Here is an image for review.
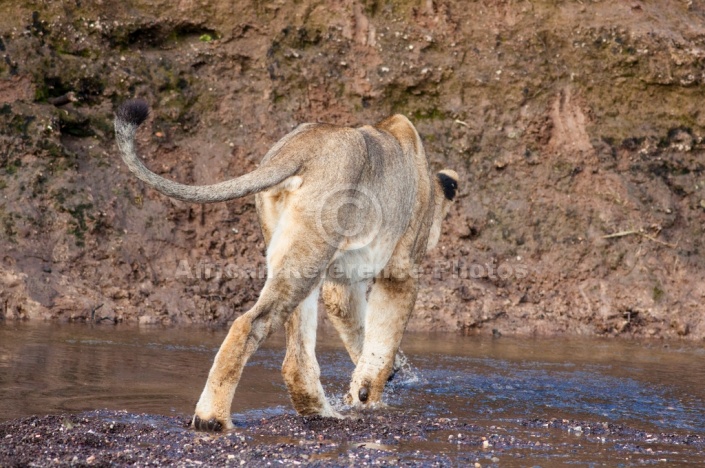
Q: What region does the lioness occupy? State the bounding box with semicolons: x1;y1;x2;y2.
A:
114;100;458;431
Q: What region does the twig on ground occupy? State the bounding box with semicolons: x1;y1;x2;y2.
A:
602;229;677;248
602;230;639;239
640;233;678;248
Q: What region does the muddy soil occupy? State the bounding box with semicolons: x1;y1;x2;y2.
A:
1;410;703;466
0;1;704;340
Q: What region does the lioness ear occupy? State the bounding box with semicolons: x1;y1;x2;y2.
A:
436;170;458;201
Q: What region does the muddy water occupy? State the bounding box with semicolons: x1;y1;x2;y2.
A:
1;322;704;464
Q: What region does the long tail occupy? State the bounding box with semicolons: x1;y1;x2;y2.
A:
114;99;299;203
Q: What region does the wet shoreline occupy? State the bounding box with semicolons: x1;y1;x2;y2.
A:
2;323;704;465
1;410;703;466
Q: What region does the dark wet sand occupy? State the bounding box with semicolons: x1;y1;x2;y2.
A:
1;410;703;466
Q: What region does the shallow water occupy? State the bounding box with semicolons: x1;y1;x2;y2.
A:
1;322;704;464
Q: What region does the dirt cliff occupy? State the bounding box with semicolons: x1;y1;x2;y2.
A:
1;0;704;340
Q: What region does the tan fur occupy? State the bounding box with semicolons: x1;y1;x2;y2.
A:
115;105;458;431
321;281;367;365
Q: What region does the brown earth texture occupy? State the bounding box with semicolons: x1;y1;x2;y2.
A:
0;0;704;340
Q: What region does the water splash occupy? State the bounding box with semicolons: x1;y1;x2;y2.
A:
387;350;426;390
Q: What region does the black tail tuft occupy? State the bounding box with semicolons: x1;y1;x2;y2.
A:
116;99;150;127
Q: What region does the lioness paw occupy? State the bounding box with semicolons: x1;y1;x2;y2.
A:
319;406;345;419
358;385;369;402
191;415;226;432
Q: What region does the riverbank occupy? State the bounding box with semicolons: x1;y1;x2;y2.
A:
1;1;704;339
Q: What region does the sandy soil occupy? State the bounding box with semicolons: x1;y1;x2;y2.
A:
0;0;704;340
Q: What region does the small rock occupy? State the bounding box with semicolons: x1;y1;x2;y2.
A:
673;321;690;336
139;315;157;325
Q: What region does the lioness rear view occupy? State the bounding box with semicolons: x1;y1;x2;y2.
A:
114;99;458;431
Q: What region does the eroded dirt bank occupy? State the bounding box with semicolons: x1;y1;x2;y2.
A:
1;1;704;339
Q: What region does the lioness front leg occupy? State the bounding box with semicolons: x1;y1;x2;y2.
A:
323;280;407;381
322;281;367;364
346;275;417;406
282;288;340;417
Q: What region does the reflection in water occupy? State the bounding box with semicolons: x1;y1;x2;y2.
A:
1;322;704;438
0;323;290;421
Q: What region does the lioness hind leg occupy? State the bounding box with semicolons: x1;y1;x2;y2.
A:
282;287;340;418
191;281;299;431
192;225;333;431
346;276;418;405
321;281;367;365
